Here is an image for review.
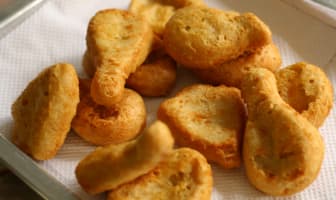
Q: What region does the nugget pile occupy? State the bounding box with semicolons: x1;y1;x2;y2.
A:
10;0;334;199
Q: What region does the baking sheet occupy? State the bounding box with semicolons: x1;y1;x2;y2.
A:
0;0;336;200
0;0;46;39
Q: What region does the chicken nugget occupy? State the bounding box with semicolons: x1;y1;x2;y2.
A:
83;46;177;97
126;50;177;97
71;79;146;145
129;0;205;37
82;50;95;78
107;148;213;200
163;7;272;69
75;121;174;194
241;68;324;196
193;43;281;88
11;63;79;160
276;62;333;127
86;9;153;106
158;84;246;168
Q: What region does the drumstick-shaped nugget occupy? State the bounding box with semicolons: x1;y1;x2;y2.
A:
75;121;174;194
241;68;324;195
86;9;153;106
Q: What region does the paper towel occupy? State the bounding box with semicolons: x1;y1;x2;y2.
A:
0;0;336;199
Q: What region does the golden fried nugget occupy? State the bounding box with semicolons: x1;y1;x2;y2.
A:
158;84;246;168
276;62;333;127
129;0;204;36
86;9;153;106
160;0;205;7
75;121;174;194
83;32;168;77
84;48;177;97
126;51;177;97
163;7;272;69
71;79;146;146
82;50;95;78
11;63;79;160
241;68;324;196
107;148;213;200
193;43;282;87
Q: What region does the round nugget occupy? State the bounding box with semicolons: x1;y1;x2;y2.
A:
107;148;213;200
163;7;272;69
11;63;79;160
193;43;281;88
276;62;333;127
158;84;246;168
126;51;177;97
71;79;146;146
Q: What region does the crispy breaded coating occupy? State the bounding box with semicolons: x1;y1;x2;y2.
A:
241;68;324;196
193;43;281;88
107;148;213;200
82;50;95;78
75;121;174;194
84;47;177;97
126;50;177;96
71;79;146;145
129;0;204;36
86;9;153;106
11;63;79;160
163;7;272;69
276;62;333;127
158;84;246;168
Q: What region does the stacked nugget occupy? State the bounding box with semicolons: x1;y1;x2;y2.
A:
125;0;207;96
74;9;152;146
158;6;277;170
241;68;326;196
163;6;282;88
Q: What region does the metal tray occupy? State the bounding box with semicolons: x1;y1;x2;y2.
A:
0;0;46;38
0;1;336;200
0;135;78;200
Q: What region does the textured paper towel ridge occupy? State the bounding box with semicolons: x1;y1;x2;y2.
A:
0;0;336;200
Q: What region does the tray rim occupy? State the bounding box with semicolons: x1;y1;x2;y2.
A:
0;0;336;199
0;0;47;39
0;134;78;200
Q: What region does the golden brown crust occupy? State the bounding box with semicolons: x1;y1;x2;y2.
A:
71;79;146;146
276;62;333;127
126;51;177;97
157;84;246;168
107;148;213;200
75;121;174;194
193;43;282;88
11;63;79;160
129;0;205;36
163;7;272;69
84;46;177;97
241;68;325;196
86;9;153;106
82;50;95;78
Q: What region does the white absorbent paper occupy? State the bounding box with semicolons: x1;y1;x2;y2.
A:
0;0;336;200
